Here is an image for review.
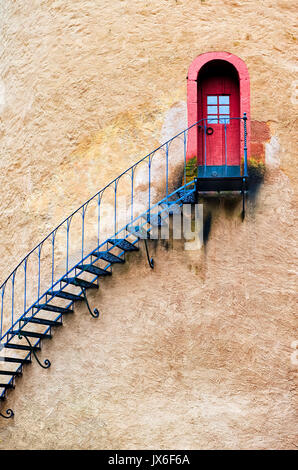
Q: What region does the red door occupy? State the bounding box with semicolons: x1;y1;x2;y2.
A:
198;62;240;175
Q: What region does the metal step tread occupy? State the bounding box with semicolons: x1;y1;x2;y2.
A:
52;290;84;302
63;277;98;289
144;213;168;227
108;238;139;252
77;264;111;276
35;304;73;314
178;189;196;204
92;251;125;264
159;202;183;215
126;224;149;238
24;317;62;327
0;370;22;377
0;357;31;364
3;343;40;352
0;383;14;390
10;330;52;340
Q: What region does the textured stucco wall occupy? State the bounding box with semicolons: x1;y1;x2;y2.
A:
0;0;297;280
0;0;297;449
0;165;297;449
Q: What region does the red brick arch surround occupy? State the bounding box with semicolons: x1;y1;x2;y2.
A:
187;51;250;162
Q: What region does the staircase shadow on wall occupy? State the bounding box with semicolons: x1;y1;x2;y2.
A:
199;171;265;246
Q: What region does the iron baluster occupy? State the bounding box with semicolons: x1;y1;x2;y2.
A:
51;231;56;289
131;167;134;225
97;194;101;248
24;259;27;317
38;244;42;300
243;112;248;177
204;122;207;177
66;218;71;273
148;156;151;223
183;130;187;188
0;285;4;339
81;206;86;260
224;122;228;176
166;142;169;200
114;180;118;238
11;272;16;331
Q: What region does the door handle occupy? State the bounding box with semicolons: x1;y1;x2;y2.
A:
206;127;214;135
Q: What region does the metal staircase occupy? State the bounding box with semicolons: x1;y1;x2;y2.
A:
0;117;248;419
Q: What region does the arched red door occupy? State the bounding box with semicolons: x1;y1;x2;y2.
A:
187;52;250;178
198;60;240;176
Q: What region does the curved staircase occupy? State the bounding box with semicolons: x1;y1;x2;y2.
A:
0;116;248;419
0;122;198;419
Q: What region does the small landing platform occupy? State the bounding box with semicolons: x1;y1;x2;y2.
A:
196;176;248;193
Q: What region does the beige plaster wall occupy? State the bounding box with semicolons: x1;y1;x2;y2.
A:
0;0;297;280
0;165;297;449
0;0;297;449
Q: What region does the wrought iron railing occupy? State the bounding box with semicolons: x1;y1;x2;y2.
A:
0;115;248;344
199;114;248;177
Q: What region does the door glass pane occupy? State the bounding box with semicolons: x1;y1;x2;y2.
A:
207;96;217;104
219;95;229;104
207;105;217;114
219;105;230;114
207;116;218;124
219;115;230;124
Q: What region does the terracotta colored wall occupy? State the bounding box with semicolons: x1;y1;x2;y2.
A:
251;121;271;161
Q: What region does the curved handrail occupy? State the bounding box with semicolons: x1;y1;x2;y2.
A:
0;116;247;341
0;119;198;289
